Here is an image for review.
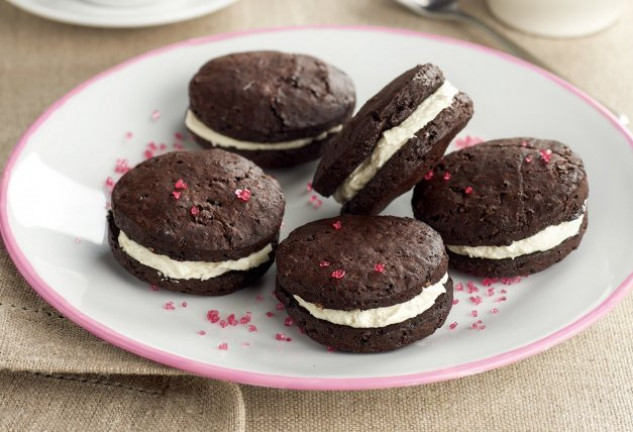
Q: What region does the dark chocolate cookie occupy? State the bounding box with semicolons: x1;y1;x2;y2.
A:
312;63;474;215
412;138;589;277
275;215;453;353
108;149;285;295
186;51;356;168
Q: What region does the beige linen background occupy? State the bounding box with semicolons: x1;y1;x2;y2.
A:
1;0;632;430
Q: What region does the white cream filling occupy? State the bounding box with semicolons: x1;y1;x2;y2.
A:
118;230;273;280
447;210;586;260
333;80;459;203
185;110;343;151
293;273;448;328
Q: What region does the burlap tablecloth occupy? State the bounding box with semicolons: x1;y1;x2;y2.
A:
2;0;632;430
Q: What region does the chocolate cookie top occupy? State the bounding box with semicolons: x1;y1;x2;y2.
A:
111;150;285;262
412;138;588;246
188;51;356;142
276;215;448;310
313;64;446;196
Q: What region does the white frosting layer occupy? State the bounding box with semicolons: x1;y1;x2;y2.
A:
447;210;586;260
293;273;449;328
118;230;273;280
185;110;343;151
333;80;459;203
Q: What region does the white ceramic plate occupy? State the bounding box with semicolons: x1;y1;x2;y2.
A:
2;27;633;390
5;0;237;28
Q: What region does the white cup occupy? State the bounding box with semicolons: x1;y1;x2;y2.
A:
487;0;625;38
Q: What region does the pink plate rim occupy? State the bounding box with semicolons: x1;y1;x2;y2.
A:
1;25;633;391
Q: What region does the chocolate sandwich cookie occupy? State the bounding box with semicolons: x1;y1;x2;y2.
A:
275;215;453;353
108;149;285;295
312;63;474;215
412;138;588;277
186;51;356;169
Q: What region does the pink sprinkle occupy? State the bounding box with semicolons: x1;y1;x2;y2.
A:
171;191;181;200
332;220;342;230
482;278;498;287
174;132;184;140
374;263;385;273
331;269;346;279
163;301;175;311
181;301;187;308
173;142;184;150
470;320;485;330
284;317;294;327
144;150;154;159
239;314;251;324
313;199;323;209
235;188;252;202
501;289;508;294
115;158;130;174
149;285;159;291
219;320;228;328
198;330;206;336
151;109;161;120
124;132;133;139
455;282;464;292
275;302;285;311
256;294;264;301
525;156;533;163
206;310;220;323
159;143;167;150
319;261;331;268
309;195;317;203
495;296;507;303
190;206;200;216
105;177;115;187
326;346;336;352
443;171;451;181
275;333;291;342
455;135;484;149
306;182;313;192
467;282;479;293
423;170;434;181
539;148;552;163
74;237;81;243
174;179;188;190
248;325;258;332
487;288;495;297
470;296;483;305
148;142;157;150
452;298;459;305
521;140;528;147
266;311;275;318
227;314;238;326
471;310;478;317
217;343;228;350
490;308;500;314
464;186;474;195
105;201;111;210
448;322;458;330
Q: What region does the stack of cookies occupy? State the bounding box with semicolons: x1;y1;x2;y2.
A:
107;50;588;353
